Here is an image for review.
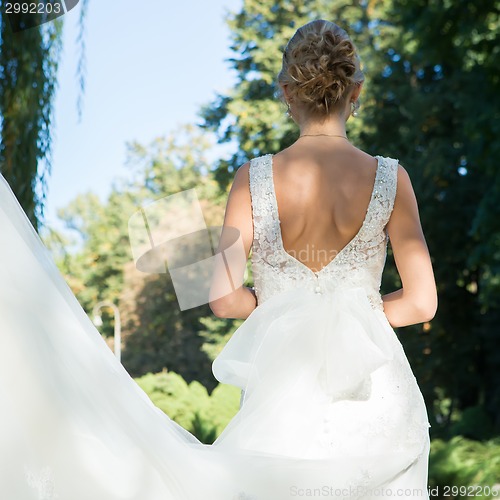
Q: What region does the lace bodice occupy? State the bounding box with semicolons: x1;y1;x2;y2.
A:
248;154;399;311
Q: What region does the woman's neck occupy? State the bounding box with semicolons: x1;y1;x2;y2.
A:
298;114;348;137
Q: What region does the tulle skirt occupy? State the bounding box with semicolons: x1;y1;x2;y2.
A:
0;174;430;499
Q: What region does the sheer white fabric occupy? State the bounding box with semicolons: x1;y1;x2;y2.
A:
0;153;431;500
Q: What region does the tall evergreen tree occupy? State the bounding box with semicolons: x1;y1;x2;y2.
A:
369;0;500;437
200;0;500;437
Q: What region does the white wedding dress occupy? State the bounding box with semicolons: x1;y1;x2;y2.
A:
0;153;431;500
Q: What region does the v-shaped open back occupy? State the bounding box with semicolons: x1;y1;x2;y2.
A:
248;153;398;309
268;155;382;276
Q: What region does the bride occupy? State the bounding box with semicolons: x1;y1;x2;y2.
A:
0;19;437;500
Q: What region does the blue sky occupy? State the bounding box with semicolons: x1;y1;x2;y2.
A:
46;0;242;228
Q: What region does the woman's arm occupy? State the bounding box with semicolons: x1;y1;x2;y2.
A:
382;164;438;328
212;285;257;320
208;162;258;319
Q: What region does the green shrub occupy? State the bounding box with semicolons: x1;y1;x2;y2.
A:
135;370;240;443
448;406;495;441
191;411;218;444
202;382;241;436
135;370;209;430
429;436;500;499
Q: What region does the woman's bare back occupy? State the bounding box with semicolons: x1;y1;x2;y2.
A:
273;141;380;272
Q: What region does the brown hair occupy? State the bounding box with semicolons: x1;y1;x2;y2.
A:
277;20;364;118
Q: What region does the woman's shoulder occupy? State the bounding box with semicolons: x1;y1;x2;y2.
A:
245;148;402;180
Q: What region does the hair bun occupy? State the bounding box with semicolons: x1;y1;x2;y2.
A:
278;21;364;117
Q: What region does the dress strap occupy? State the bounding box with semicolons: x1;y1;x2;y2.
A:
372;156;399;230
248;154;278;252
383;157;399;223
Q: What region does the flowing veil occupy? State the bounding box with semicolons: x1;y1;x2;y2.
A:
0;173;229;499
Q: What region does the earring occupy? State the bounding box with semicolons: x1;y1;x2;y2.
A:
351;100;360;117
285;101;292;118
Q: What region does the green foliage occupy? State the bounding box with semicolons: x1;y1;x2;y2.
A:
190;411;218;445
75;0;90;120
367;0;500;439
198;315;243;362
200;0;500;438
135;370;209;431
0;6;62;228
43;188;139;352
429;436;500;498
134;370;240;443
48;124;243;388
203;382;241;436
449;406;495;441
118;126;238;387
42;0;498;442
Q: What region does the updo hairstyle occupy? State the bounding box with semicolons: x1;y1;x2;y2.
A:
277;20;364;118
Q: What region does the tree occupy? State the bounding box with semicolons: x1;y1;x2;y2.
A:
120;126;250;388
0;0;90;228
50;124;245;389
199;0;500;437
366;0;500;437
0;7;62;228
